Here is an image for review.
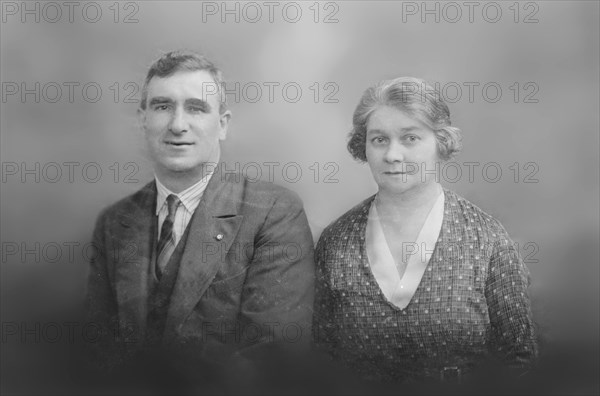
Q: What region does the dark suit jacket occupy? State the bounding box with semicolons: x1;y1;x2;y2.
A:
85;164;315;379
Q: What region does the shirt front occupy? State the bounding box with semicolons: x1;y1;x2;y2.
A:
154;171;214;245
366;188;445;309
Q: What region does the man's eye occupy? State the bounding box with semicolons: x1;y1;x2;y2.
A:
153;104;170;111
188;106;206;113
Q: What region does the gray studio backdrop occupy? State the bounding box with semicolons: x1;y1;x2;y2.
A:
1;1;599;393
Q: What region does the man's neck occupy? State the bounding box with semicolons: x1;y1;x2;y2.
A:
154;164;217;194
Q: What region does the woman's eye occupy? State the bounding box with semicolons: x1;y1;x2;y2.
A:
372;136;388;144
405;135;419;143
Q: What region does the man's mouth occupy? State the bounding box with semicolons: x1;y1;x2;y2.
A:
165;141;194;146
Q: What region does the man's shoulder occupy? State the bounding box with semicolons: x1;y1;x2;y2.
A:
220;171;304;211
96;181;155;220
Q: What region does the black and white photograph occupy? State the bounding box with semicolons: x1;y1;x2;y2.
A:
1;1;598;394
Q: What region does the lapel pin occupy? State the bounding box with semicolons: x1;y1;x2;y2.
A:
216;234;224;241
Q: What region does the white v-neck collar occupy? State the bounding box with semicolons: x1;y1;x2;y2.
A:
366;189;445;309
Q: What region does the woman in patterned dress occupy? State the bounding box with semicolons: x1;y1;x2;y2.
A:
313;77;537;385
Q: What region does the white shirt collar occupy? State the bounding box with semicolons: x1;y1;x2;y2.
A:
366;186;445;309
154;170;215;216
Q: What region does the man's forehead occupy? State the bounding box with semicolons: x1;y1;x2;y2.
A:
146;70;220;101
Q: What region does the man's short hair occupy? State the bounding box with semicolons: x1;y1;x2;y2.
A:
140;50;227;113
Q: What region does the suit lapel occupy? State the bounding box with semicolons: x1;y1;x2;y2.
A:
163;164;244;341
113;182;156;342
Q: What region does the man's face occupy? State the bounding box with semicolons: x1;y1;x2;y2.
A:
138;70;230;181
366;105;440;196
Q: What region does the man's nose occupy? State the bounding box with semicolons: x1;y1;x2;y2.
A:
383;141;405;163
168;107;188;134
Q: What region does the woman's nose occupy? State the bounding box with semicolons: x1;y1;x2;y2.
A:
383;141;405;163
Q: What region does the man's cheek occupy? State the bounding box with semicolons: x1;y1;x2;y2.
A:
147;113;168;127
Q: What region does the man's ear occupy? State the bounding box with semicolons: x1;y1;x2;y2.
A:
136;107;146;132
218;110;232;140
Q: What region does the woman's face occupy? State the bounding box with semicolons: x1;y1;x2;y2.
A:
365;105;441;196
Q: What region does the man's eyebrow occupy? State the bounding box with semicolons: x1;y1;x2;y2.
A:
148;97;173;106
185;98;212;111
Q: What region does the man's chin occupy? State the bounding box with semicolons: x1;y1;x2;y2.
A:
158;160;217;176
154;159;195;173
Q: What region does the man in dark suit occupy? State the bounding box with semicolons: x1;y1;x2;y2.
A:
84;51;315;391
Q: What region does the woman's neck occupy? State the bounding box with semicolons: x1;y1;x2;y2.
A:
376;182;442;218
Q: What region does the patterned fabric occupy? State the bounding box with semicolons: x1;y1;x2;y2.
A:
313;188;538;383
156;194;181;278
155;171;212;245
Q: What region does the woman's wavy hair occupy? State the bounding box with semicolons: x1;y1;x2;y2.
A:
348;77;462;162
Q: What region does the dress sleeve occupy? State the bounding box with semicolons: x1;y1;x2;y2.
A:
485;231;538;373
312;232;339;358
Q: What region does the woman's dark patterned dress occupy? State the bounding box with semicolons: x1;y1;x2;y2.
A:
313;189;537;382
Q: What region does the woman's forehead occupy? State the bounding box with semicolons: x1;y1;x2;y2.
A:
367;106;431;132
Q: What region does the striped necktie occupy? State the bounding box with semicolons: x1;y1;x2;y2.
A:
156;194;181;279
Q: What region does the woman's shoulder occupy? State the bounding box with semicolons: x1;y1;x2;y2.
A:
443;188;513;244
317;194;375;244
